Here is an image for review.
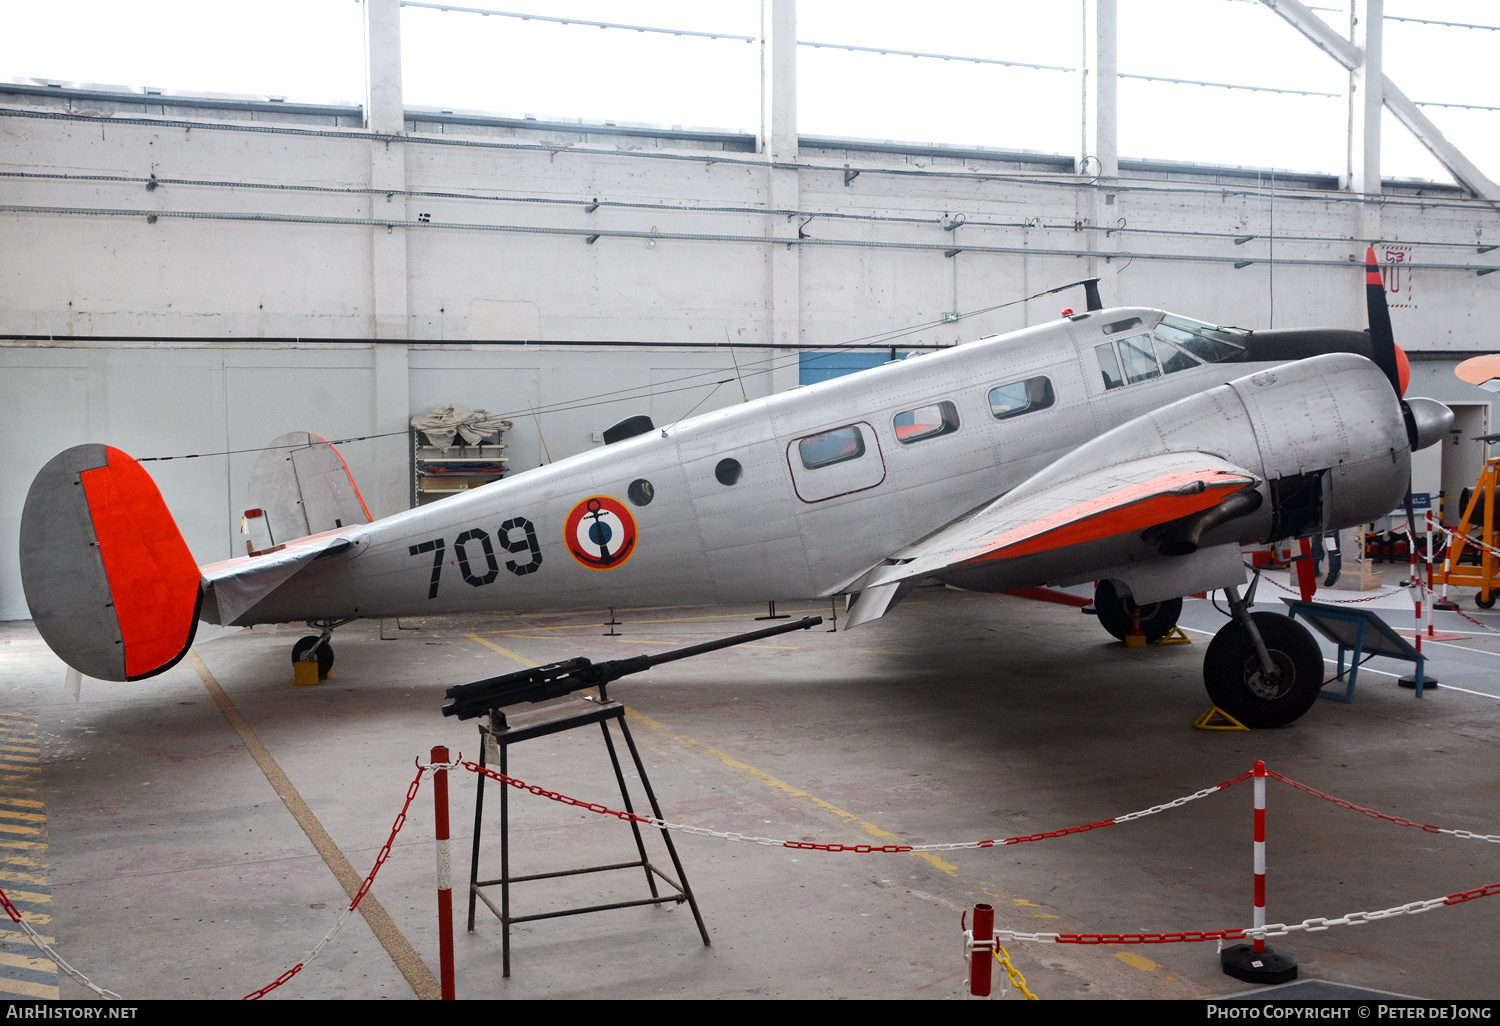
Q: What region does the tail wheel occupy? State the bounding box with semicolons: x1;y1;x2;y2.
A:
1094;580;1183;642
1203;612;1323;728
292;635;334;678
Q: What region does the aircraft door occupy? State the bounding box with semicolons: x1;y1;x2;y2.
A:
786;422;886;503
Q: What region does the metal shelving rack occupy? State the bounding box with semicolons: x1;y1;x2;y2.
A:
410;427;509;507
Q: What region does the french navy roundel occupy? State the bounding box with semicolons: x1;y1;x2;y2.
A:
563;495;638;570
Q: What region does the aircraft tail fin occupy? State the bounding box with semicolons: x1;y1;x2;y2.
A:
20;445;202;681
243;432;372;551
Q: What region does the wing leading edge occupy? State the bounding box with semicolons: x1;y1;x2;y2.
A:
844;452;1259;628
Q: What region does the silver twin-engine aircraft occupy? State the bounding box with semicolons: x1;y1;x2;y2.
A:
19;250;1454;727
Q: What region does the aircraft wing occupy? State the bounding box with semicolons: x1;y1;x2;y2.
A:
845;452;1259;627
200;527;355;626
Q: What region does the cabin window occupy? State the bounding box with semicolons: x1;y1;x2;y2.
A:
628;479;655;505
798;426;866;470
893;401;960;444
1118;334;1162;384
1095;343;1124;390
1153;337;1200;374
989;376;1056;419
715;459;743;485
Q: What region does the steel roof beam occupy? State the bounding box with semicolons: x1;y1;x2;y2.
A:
1260;0;1499;203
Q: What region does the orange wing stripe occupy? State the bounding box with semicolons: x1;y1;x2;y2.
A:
80;448;201;678
961;468;1253;565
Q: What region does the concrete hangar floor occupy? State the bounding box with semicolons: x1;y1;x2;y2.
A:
4;583;1499;1001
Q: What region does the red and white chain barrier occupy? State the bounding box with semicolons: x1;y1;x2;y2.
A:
55;750;1493;1001
461;760;1252;853
242;753;459;1001
1259;572;1388;604
0;889;119;999
465;757;1500;952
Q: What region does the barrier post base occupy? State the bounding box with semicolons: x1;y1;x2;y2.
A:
1220;943;1297;985
1398;674;1439;690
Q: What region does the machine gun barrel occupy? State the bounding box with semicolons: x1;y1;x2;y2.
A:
442;615;823;719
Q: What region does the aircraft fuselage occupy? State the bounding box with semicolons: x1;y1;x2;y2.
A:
216;306;1347;625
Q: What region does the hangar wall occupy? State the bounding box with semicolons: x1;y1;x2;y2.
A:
3;6;1500;621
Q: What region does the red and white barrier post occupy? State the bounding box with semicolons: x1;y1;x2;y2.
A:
1220;761;1297;984
432;745;456;1001
1425;512;1436;639
966;903;995;998
1400;515;1440;691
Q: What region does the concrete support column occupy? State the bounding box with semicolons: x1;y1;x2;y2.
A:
762;0;801;392
1349;0;1383;240
364;0;405;136
1079;0;1119;179
365;0;411;513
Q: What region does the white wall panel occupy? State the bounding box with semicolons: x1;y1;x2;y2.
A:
3;92;1499;618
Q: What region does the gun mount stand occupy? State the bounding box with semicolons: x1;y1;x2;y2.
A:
467;694;709;976
445;615;822;976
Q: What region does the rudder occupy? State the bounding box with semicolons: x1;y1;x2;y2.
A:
20;445;202;681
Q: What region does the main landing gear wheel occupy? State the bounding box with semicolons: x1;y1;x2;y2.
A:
292;635;334;679
1203;612;1323;728
1093;580;1183;643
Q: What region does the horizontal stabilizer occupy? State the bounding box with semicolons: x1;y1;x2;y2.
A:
200;530;351;625
20;445;202;681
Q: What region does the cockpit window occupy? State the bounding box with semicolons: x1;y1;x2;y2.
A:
1095;343;1124;390
1153;337;1200;374
1156;315;1248;364
1118;334;1161;384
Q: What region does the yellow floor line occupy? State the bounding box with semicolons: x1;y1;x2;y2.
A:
0;889;50;905
0;929;53;946
0;811;47;824
465;634;958;875
0;977;59;999
187;651;440;1001
0;950;55;973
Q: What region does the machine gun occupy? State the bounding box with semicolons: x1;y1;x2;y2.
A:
443;615;823;720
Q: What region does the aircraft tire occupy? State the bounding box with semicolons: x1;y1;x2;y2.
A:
1203;613;1323;728
292;635;334;678
1094;580;1182;642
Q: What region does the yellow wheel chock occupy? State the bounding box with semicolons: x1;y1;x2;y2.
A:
1154;626;1192;646
1194;706;1250;731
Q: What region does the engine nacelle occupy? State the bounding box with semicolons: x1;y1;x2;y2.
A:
1008;353;1412;550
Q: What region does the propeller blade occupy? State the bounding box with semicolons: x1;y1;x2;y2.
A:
1365;247;1404;395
